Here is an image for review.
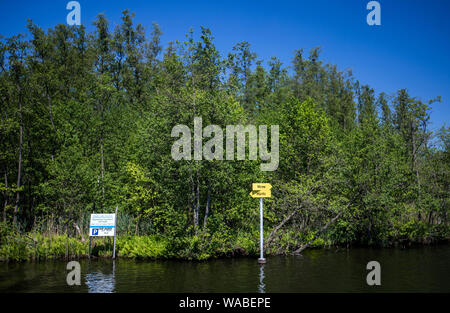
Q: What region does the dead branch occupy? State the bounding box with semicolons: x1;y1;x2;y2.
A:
73;222;85;242
265;209;299;248
293;196;357;255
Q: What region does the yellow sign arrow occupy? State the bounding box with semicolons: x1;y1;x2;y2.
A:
252;183;272;192
250;183;272;198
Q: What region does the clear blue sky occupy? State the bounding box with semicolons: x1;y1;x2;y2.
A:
0;0;449;130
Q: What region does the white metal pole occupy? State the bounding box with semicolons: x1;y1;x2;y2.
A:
112;206;118;259
258;197;266;263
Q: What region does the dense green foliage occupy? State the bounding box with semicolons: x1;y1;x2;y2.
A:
0;11;448;261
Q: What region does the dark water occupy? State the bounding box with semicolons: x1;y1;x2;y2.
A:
0;245;449;293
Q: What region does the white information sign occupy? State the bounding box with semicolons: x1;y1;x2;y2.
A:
89;213;116;237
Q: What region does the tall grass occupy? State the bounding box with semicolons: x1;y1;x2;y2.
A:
0;220;262;262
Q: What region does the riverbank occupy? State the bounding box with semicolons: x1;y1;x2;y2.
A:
0;233;255;262
1;221;448;262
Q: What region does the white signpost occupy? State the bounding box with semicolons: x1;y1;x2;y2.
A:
250;183;272;264
88;206;118;259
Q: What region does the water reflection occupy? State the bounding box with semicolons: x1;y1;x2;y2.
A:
258;264;265;293
85;260;116;293
1;246;448;293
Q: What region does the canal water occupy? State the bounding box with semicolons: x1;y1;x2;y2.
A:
0;245;448;292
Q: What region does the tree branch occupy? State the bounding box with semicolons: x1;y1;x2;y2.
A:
293;197;357;255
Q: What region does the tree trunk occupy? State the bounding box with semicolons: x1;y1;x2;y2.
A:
293;197;356;255
194;171;200;229
74;222;85;242
2;164;8;222
135;214;140;236
293;211;343;255
411;122;422;220
65;223;69;260
203;183;211;228
411;129;421;190
13;98;23;224
100;128;105;209
1;108;8;222
188;169;193;225
46;86;56;162
266;209;298;249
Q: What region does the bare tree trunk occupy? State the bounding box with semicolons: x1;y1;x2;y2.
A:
412;131;420;190
411;123;422;220
135;214;140;236
46;86;56;162
293;211;343;255
13;98;23;224
203;183;211;228
1;108;9;222
188;169;193;225
194;171;200;229
74;222;85;242
266;209;298;248
100;128;105;209
65;222;69;260
293;198;356;255
3;165;8;222
191;60;198;231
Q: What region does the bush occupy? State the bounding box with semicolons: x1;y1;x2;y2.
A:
117;235;168;259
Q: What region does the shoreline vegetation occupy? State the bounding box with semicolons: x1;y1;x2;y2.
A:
0;10;449;263
1;220;448;262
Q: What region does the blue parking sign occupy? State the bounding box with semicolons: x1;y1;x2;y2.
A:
92;228;98;236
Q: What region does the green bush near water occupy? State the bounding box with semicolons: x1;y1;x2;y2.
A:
117;235;167;259
2;219;447;262
0;222;264;261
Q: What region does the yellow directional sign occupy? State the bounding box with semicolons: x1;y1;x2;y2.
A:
252;183;272;192
250;190;271;198
250;183;272;198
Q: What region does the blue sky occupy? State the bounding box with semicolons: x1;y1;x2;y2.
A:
0;0;449;130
